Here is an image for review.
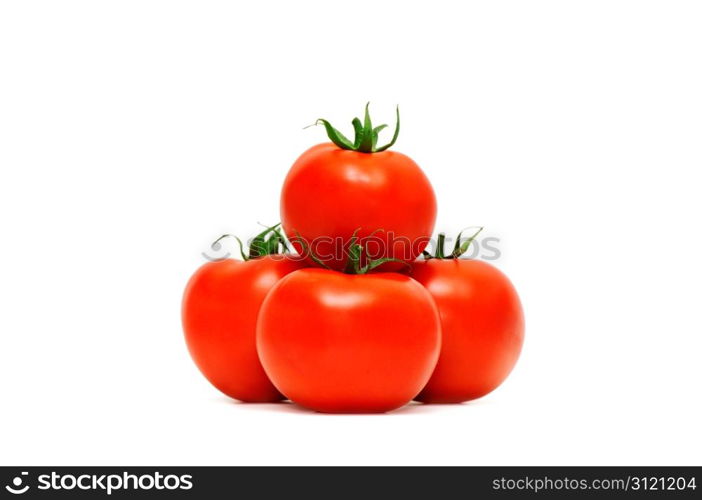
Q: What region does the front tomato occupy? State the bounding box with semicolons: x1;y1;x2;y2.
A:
256;268;442;413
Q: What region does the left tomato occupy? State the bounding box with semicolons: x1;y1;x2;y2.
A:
181;225;305;402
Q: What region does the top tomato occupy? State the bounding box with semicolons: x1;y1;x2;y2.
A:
280;105;436;271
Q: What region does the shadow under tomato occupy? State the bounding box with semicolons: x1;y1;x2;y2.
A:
414;397;494;408
220;398;460;415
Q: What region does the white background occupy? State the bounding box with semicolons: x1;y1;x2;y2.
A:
1;1;700;466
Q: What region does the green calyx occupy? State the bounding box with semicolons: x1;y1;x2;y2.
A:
310;103;400;153
292;229;409;274
423;227;484;260
213;223;288;261
342;229;410;274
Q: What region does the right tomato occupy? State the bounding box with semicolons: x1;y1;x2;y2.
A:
411;258;525;403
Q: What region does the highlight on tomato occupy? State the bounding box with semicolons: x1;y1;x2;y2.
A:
412;229;525;403
256;234;442;413
182;224;305;402
280;104;437;271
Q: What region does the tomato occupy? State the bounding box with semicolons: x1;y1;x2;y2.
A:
280;105;436;270
256;268;442;413
182;227;305;402
411;258;524;403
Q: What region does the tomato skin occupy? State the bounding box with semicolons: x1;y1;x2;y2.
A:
182;256;305;402
280;143;437;270
412;259;524;403
256;268;442;413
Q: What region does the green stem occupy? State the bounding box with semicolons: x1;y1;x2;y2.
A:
294;228;409;274
212;223;288;261
424;227;484;260
310;103;400;153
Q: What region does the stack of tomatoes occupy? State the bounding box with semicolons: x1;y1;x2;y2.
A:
182;105;524;413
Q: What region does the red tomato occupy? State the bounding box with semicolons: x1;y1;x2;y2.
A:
256;268;442;413
182;255;304;402
412;259;524;403
280;107;436;270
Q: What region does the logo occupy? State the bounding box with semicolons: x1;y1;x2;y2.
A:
5;472;29;495
3;471;194;495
